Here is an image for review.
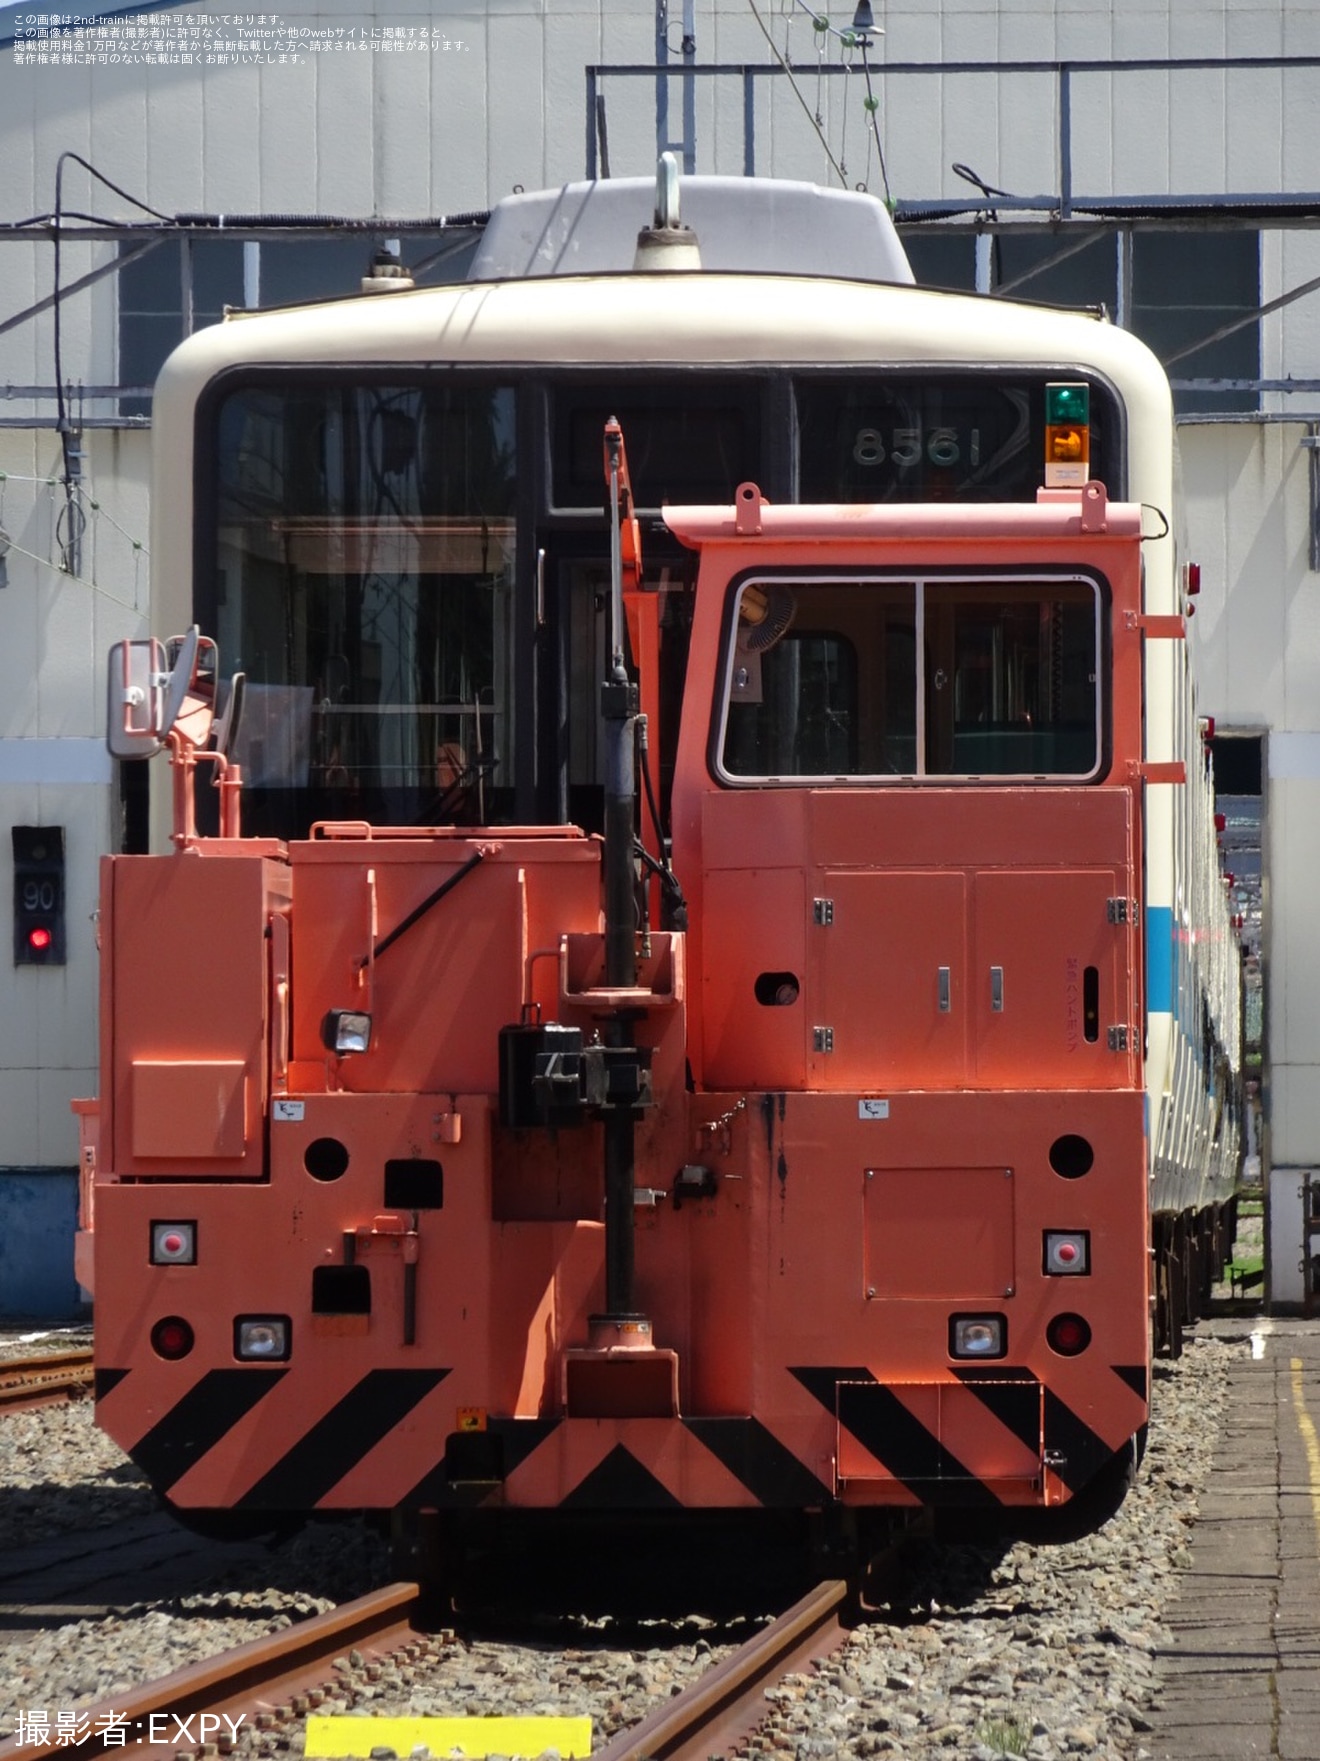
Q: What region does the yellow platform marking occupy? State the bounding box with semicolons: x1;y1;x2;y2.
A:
1289;1357;1320;1551
305;1716;591;1759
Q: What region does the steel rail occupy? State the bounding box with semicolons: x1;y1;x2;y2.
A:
0;1349;94;1413
594;1577;851;1761
0;1581;422;1761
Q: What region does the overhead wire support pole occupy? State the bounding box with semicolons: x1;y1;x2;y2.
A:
654;1;697;175
681;0;696;176
1060;63;1073;219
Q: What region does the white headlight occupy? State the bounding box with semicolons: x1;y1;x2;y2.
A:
951;1315;1005;1358
322;1010;372;1055
235;1317;290;1360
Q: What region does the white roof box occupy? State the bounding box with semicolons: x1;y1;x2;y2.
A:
470;175;913;285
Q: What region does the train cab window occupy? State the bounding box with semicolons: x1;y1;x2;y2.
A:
925;579;1100;778
720;578;915;780
209;381;517;837
723;630;861;777
716;573;1101;784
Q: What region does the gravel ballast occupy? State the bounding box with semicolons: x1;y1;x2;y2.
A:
0;1328;1242;1758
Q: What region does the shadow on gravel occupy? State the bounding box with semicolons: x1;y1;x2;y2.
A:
204;1516;394;1605
0;1501;391;1626
868;1532;1019;1627
0;1474;154;1557
404;1510;1023;1640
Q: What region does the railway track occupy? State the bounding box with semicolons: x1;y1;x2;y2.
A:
594;1576;850;1761
0;1574;849;1761
0;1581;425;1761
0;1350;93;1414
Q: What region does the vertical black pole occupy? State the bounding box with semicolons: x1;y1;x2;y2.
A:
601;423;640;1321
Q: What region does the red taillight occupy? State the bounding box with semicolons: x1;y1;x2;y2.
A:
150;1221;197;1265
150;1316;195;1360
1046;1313;1092;1356
1044;1231;1090;1276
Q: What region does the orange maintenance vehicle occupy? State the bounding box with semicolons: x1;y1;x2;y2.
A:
77;170;1240;1584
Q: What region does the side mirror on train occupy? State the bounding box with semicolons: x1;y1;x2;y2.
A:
106;627;217;759
211;671;246;761
107;636;168;758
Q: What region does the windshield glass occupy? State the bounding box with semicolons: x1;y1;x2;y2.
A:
212;382;517;834
718;573;1102;783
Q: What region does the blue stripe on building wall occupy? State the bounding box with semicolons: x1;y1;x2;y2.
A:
0;1171;85;1321
1146;904;1174;1016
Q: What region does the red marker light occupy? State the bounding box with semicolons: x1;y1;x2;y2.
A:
28;926;52;952
1044;1230;1090;1275
1047;1312;1092;1356
150;1221;196;1265
150;1316;195;1361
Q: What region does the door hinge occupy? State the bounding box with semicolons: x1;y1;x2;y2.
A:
813;1026;835;1053
1107;1025;1130;1052
813;897;835;926
1106;897;1138;925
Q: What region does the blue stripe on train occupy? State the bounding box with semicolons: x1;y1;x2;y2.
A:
1146;904;1173;1015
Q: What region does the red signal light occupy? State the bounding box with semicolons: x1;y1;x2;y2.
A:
1046;1312;1092;1356
150;1316;195;1361
27;926;52;952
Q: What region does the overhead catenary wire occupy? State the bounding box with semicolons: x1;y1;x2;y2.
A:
0;529;145;610
748;0;894;199
745;0;847;186
29;149;486;574
46;152;168;570
0;468;149;606
858;42;893;206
